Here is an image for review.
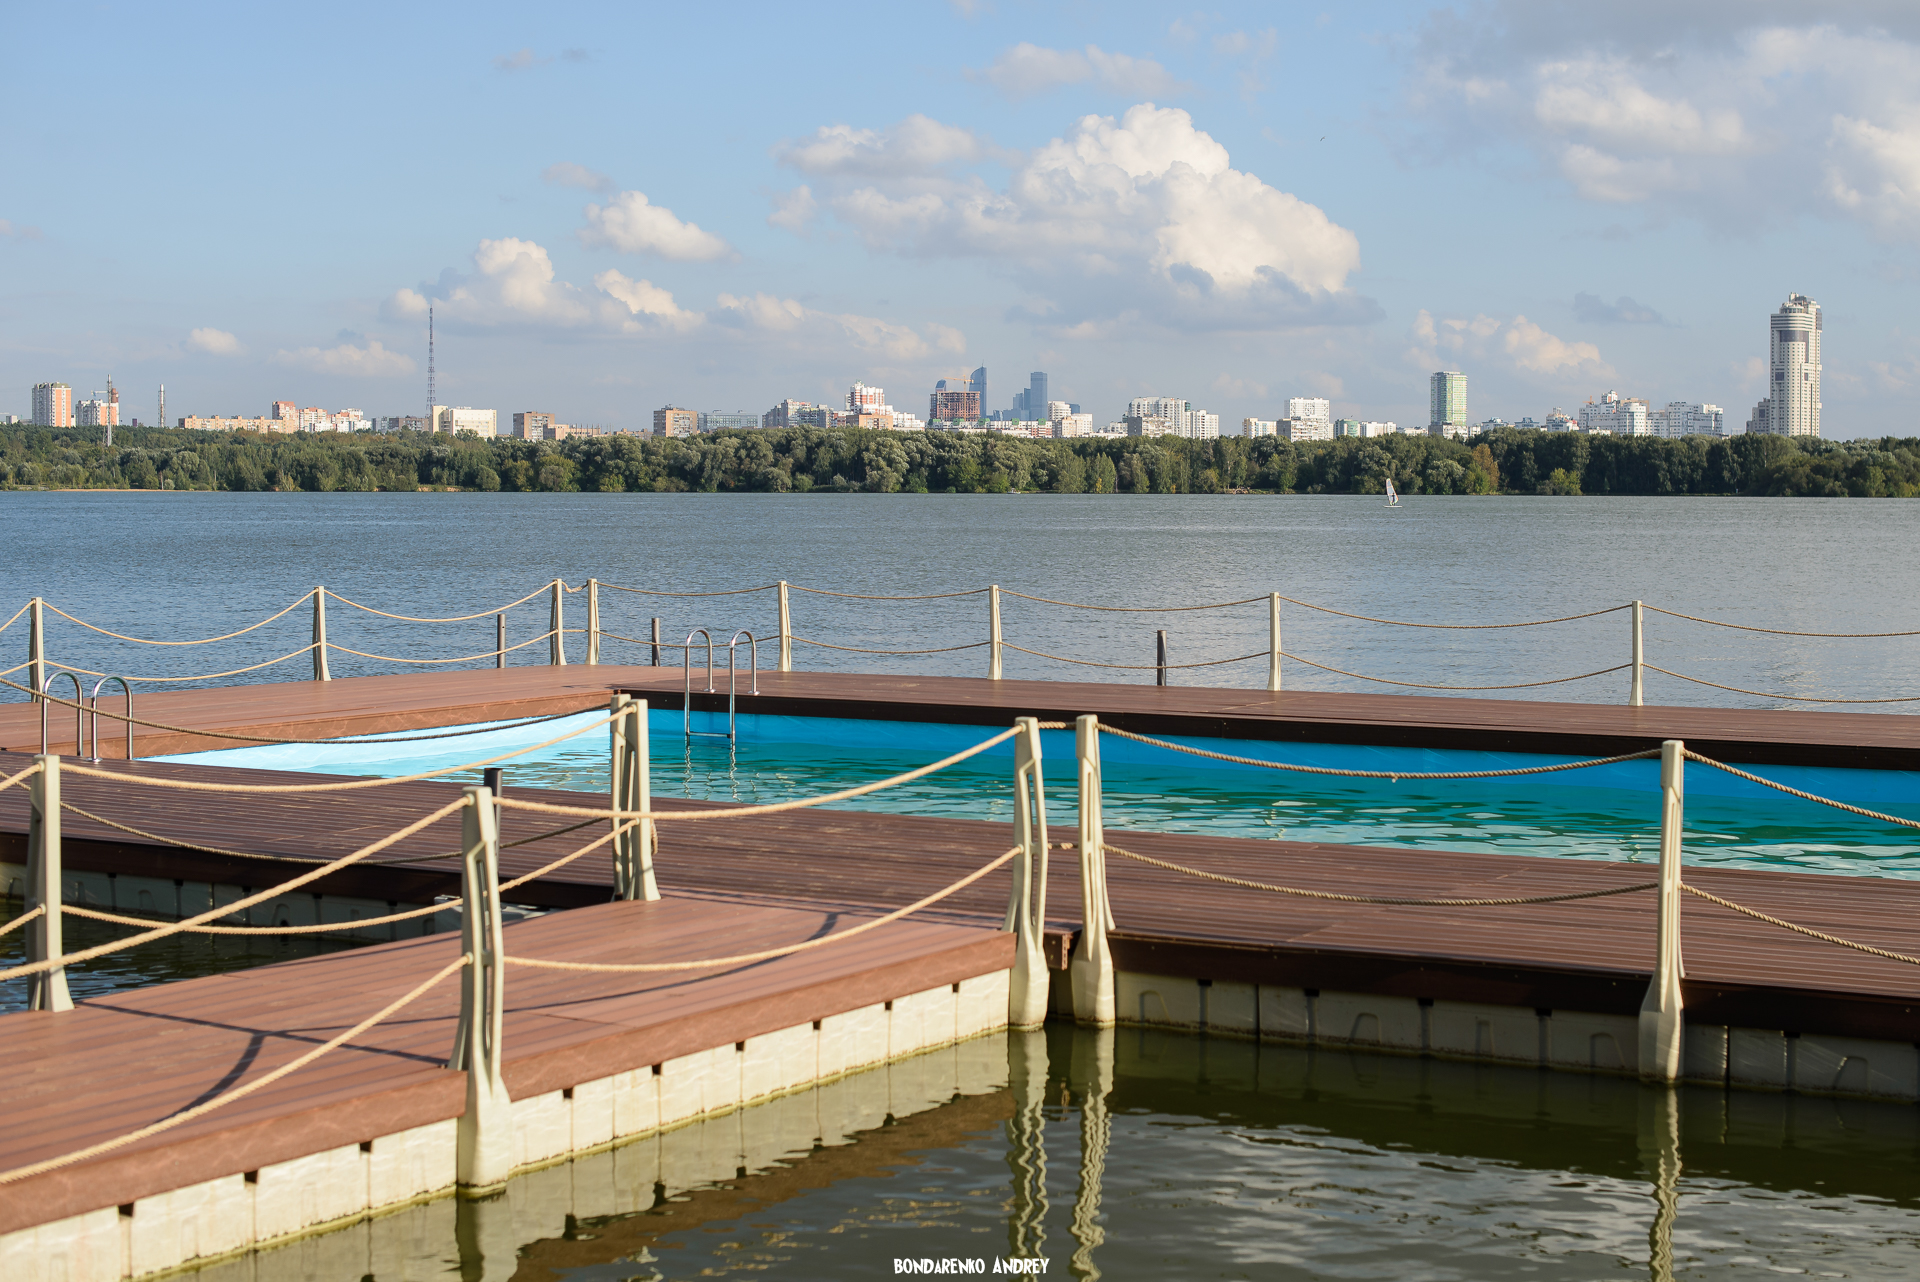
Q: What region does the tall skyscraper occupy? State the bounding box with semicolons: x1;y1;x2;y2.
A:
1766;294;1821;437
1027;372;1048;419
968;366;986;408
1287;397;1332;431
1429;371;1467;436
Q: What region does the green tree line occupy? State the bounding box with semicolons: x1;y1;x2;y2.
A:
3;423;1917;497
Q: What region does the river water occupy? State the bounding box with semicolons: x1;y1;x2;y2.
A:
2;491;1918;705
6;492;1920;1277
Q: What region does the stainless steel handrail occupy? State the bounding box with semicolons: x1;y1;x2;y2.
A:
724;631;759;744
40;672;85;758
88;676;135;763
684;630;726;740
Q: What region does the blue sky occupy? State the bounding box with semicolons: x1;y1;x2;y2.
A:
7;1;1920;437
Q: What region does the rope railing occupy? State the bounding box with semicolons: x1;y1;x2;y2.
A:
793;635;992;657
0;795;470;983
43;596;311;646
322;584;552;623
506;845;1021;974
1682;750;1920;830
0;903;44;938
1678;885;1920;965
1647;665;1920;705
601;582;781;598
1096;724;1660;779
1278;653;1632;692
1644;605;1920;639
48;644;318;683
1005;644;1268;671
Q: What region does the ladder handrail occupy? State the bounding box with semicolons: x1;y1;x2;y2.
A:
87;676;135;763
40;673;85;758
683;629;723;741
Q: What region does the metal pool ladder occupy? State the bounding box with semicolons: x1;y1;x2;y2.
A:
682;629;759;744
38;673;136;760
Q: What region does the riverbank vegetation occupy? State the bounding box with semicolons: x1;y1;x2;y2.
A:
2;423;1916;497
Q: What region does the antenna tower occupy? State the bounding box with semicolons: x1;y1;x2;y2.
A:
158;384;166;432
427;306;435;428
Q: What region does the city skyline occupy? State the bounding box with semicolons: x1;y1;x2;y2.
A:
8;5;1920;439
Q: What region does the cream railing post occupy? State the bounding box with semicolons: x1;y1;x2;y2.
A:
1638;739;1685;1082
1006;715;1050;1028
27;754;71;1013
1268;592;1282;693
452;785;513;1191
549;580;566;666
777;581;793;673
1629;600;1645;707
609;694;659;901
312;587;331;682
28;597;44;703
988;585;1004;680
1070;715;1114;1026
586;578;600;666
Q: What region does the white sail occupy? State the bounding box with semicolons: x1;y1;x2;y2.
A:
1385;477;1398;504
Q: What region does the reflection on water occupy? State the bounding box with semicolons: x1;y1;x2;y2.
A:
207;1026;1920;1281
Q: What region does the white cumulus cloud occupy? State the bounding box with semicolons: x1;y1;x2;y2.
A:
712;292;963;359
543;162;616;193
796;103;1367;331
274;339;415;377
187;327;241;355
778;116;988;176
578;191;732;261
1409;309;1612;380
767;185;819;231
384;237;593;328
594;270;701;331
968;43;1187;100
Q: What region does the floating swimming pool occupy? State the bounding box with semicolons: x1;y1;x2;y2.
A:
162;709;1920;879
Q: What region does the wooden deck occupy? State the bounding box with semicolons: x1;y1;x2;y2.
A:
7;750;1919;1044
6;664;1920;768
0;896;1011;1235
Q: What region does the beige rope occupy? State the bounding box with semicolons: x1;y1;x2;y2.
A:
61;801;330;864
1277;597;1631;630
0;600;35;638
1280;652;1632;691
788;585;988;601
0;955;467;1186
0;761;45;793
323;584;551;623
601;582;781;598
1097;724;1660;779
507;845;1019;973
42;594;310;646
48;644;317;683
0;796;470;981
793;635;992;656
0;904;44;938
1682;751;1920;831
495;725;1023;820
1647;664;1920;704
1105;842;1659;906
1001;590;1265;612
57;707;623;793
326;632;556;665
6;674;588;747
65;900;449;935
1005;643;1267;671
1645;605;1920;639
500;820;637;891
1681;885;1920;966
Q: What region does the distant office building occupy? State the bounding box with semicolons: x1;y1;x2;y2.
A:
929;387;981;422
75;387;119;427
512;411;556;440
378;415;429;433
1745;399;1771;435
430;406;497;437
1652;402;1726;438
1544;408;1576;431
1764;293;1821;437
847;382;887;413
271;401;297;424
761;399;815;429
1331;418;1399;438
1287;398;1332;433
1243;418;1278;438
1429;371;1468;437
1281;417;1332;443
1129;396;1187;420
1123;416;1173;437
700;412;760;432
1181;410;1220;439
1050;413;1094;437
31;382;71;427
652;406;697;437
1579;391;1650;436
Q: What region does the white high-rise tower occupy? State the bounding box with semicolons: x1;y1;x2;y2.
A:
1766;294;1821;437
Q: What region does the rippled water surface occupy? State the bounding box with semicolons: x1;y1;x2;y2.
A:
4;491;1919;705
215;1027;1920;1280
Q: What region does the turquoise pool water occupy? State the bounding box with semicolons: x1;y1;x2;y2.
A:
163;710;1920;879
